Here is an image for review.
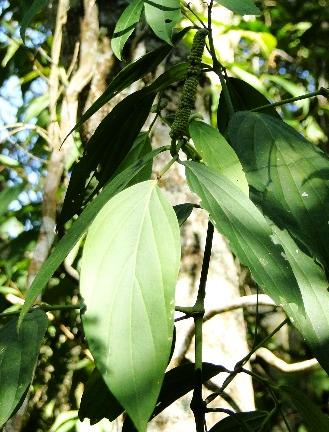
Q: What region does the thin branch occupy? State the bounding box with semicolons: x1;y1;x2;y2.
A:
0;303;81;318
251;87;329;112
255;347;319;372
1;122;50;144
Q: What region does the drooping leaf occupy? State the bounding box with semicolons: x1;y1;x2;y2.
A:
185;161;301;310
280;385;329;432
217;77;280;134
144;0;181;44
0;309;48;428
215;0;260;16
113;132;152;184
79;368;123;425
0;184;24;217
111;0;144;60
58;89;156;226
189;120;249;195
80;181;181;432
20;0;48;43
271;225;329;373
173;203;195;226
79;362;224;425
18;149;164;327
228;112;329;271
209;411;270;432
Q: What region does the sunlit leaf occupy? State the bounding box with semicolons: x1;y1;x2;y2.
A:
280;386;329;432
18;149;164;328
80;181;181;431
185;161;301;309
0;310;48;428
111;0;144;60
215;0;260;16
228;112;329;271
189;120;249;195
144;0;181;44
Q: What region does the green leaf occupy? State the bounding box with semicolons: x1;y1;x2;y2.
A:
114;132;152;184
111;0;144;60
173;203;195;226
0;184;24;217
20;0;48;43
217;77;280;134
79;362;223;425
79;368;123;425
228;112;329;270
59;89;156;226
144;0;181;44
185;161;301;309
0;154;19;168
209;411;270;432
18;148;164;328
215;0;260;16
280;385;329;432
0;309;48;428
80;180;181;432
271;225;329;373
189;120;249;195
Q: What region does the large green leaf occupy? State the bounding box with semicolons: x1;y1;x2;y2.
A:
18;149;164;328
209;411;270;432
144;0;181;44
79;362;223;425
185;161;301;309
0;184;24;217
58;88;156;226
80;180;181;432
272;225;329;373
20;0;48;43
280;385;329;432
217;77;280;134
215;0;260;16
189;120;249;195
0;309;48;428
111;0;144;60
228;112;329;270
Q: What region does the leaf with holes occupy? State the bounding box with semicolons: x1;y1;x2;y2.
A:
0;309;48;428
112;0;144;60
144;0;181;45
80;180;181;432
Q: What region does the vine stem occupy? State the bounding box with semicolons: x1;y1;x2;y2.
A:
191;221;214;432
0;303;82;319
251;87;329;112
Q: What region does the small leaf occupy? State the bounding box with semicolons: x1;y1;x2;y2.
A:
0;184;24;217
111;0;144;60
173;203;195;226
0;309;48;428
144;0;181;44
18;148;164;327
215;0;260;16
209;411;270;432
189;120;249;195
20;0;48;43
280;385;329;432
228;112;329;271
185;161;301;309
217;77;280;134
80;181;181;431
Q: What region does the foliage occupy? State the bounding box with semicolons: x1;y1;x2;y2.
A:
0;0;329;431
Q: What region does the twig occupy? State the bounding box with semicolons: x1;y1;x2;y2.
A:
251;87;329;112
254;347;318;372
0;303;81;318
1;122;50;144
